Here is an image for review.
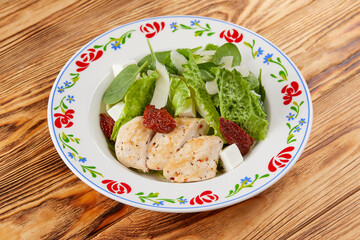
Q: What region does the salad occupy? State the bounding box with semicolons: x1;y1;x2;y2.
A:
99;40;268;183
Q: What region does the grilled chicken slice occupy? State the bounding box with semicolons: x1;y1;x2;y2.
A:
115;116;155;172
163;136;223;182
147;118;208;170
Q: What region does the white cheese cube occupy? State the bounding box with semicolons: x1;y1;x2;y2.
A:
220;144;244;171
205;79;218;95
107;101;125;121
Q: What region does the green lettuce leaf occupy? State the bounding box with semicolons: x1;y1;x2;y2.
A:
215;68;268;140
243;70;266;112
212;93;220;108
110;71;158;141
243;71;259;91
182;53;223;139
169;76;194;117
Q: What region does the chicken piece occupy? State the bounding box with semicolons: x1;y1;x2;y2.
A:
115;116;155;172
147;118;208;170
163;136;223;182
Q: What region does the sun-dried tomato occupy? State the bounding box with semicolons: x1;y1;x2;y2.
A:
143;105;176;133
100;113;115;139
219;117;254;155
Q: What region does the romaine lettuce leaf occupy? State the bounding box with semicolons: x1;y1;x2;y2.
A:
110;71;158;141
215;68;268;140
243;70;266;112
182;53;223;139
212;93;220;108
169;76;195;117
243;71;259;91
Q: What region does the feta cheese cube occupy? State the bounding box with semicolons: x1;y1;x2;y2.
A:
220;144;244;171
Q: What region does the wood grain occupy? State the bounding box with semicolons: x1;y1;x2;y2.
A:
1;0;360;239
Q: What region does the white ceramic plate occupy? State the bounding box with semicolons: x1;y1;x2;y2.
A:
48;16;313;212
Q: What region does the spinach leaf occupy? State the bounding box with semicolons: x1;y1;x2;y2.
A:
199;69;214;81
213;43;241;67
204;43;219;50
102;61;148;104
176;46;202;59
197;62;218;81
137;51;170;73
163;53;178;75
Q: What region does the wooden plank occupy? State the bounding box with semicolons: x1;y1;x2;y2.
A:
0;0;78;44
289;191;360;240
0;0;359;239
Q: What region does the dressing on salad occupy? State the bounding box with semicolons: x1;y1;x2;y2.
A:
100;40;268;183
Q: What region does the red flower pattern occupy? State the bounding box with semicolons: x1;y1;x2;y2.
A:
268;146;295;172
102;179;131;194
281;81;302;105
220;29;243;43
75;48;103;72
54;109;74;128
140;21;165;38
190;190;219;205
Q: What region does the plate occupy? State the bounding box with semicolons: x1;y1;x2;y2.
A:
47;16;313;212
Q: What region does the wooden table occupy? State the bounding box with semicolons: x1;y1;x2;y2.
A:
1;0;359;239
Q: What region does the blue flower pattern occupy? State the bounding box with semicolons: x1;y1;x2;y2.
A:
299;118;306;126
257;47;264;57
294;126;301;132
170;22;178;30
152;201;164;206
67;95;75;103
287;113;295;121
190;20;200;26
179;198;188;204
240;176;252;185
78;156;87;163
263;53;273;65
111;41;121;50
64;81;72;87
57;86;65;93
